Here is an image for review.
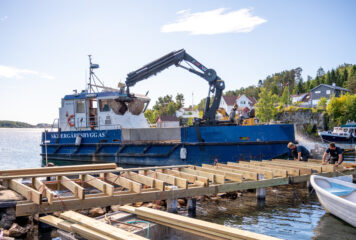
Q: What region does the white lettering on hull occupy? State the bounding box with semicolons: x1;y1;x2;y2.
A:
50;132;106;139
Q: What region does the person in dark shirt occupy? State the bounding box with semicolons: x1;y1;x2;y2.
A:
287;142;310;161
322;142;343;166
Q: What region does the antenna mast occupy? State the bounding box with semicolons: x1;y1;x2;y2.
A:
88;55;104;93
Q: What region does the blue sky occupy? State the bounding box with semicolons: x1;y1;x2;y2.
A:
0;0;355;124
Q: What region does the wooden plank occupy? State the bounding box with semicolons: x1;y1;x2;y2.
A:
163;169;209;186
261;160;312;175
248;161;300;176
0;163;117;176
122;171;165;191
58;176;85;199
71;223;117;240
83;174;114;196
229;162;287;177
9;179;42;204
39;215;72;232
271;159;323;172
191;166;244;182
134;207;280;240
202;164;257;180
180;167;225;184
60;210;147;240
33;178;54;204
215;163;274;179
104;173;142;193
146;170;188;189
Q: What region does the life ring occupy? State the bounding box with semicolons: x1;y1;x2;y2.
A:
67;114;75;127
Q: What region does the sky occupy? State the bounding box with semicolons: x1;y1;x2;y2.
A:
0;0;355;124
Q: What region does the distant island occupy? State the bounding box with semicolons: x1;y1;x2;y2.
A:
0;120;51;128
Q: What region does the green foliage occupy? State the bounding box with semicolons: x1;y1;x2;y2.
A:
255;88;278;123
144;109;158;124
279;87;291;106
317;97;328;109
152;93;185;116
0;120;35;128
326;93;356;126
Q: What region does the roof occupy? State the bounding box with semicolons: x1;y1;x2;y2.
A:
311;84;351;92
222;96;238;106
291;92;310;102
157;115;179;122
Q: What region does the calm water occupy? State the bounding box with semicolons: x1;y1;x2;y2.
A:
1;128;356;239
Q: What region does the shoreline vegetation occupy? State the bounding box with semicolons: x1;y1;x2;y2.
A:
0;120;51;128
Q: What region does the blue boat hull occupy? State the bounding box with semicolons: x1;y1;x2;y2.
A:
41;124;295;166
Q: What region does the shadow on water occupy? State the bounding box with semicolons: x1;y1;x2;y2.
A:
196;183;356;240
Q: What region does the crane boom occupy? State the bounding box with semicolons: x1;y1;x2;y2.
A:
125;49;225;125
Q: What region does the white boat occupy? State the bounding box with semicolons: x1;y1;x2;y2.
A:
311;175;356;227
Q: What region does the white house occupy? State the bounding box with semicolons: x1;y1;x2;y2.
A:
156;115;180;128
219;95;257;114
176;107;199;119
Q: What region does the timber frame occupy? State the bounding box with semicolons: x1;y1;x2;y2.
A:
0;161;355;217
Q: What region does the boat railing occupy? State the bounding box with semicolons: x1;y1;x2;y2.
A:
74;116;122;130
51;119;59;131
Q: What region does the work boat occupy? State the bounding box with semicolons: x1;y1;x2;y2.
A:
41;50;295;166
318;122;356;143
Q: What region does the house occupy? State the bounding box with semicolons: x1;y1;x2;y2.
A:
176;107;199;119
219;95;257;114
156;115;179;128
310;83;350;106
291;92;311;107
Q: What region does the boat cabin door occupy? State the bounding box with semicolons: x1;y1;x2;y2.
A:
75;99;87;128
88;99;98;130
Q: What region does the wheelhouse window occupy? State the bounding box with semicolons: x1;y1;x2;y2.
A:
99;99;111;112
76;100;85;113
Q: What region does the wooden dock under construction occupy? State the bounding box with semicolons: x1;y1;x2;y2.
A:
1;160;355;217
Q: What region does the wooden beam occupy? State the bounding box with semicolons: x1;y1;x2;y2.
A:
70;223;117;240
8;179;42;204
133;207;281;240
0;163;117;176
232;162;288;177
122;171;165;191
145;170;188;189
248;161;300;176
83;174;114;196
271;159;323;172
260;161;312;175
32;178;54;204
201;164;257;180
190;166;244;182
104;172;142;193
163;169;209;186
271;159;334;172
180;167;225;184
60;211;147;240
58;176;85;199
215;163;274;179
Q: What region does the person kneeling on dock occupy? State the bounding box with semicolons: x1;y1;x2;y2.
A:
322;142;343;166
287;142;310;162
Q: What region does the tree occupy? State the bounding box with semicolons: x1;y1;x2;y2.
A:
144;109;158;124
326;93;356;126
255;88;278;123
175;93;185;110
279;87;290;106
316;67;325;78
317;97;327;109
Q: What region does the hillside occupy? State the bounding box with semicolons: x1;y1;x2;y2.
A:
0;121;51;128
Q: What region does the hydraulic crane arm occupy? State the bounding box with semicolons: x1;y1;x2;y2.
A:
125;49;225;125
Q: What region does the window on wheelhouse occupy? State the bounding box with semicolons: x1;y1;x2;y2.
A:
99;99;111;112
76;100;85;113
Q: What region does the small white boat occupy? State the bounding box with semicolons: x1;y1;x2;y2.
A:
311;175;356;227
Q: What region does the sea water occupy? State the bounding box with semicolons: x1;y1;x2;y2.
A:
1;128;356;239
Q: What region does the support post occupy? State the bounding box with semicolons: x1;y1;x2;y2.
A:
187;198;196;218
167;186;178;213
353;174;356;184
256;174;266;201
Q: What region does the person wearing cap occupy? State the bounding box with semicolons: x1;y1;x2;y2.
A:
287;142;310;161
322;142;343;166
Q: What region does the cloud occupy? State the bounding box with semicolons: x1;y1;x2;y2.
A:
0;16;8;22
0;65;54;80
161;8;266;35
